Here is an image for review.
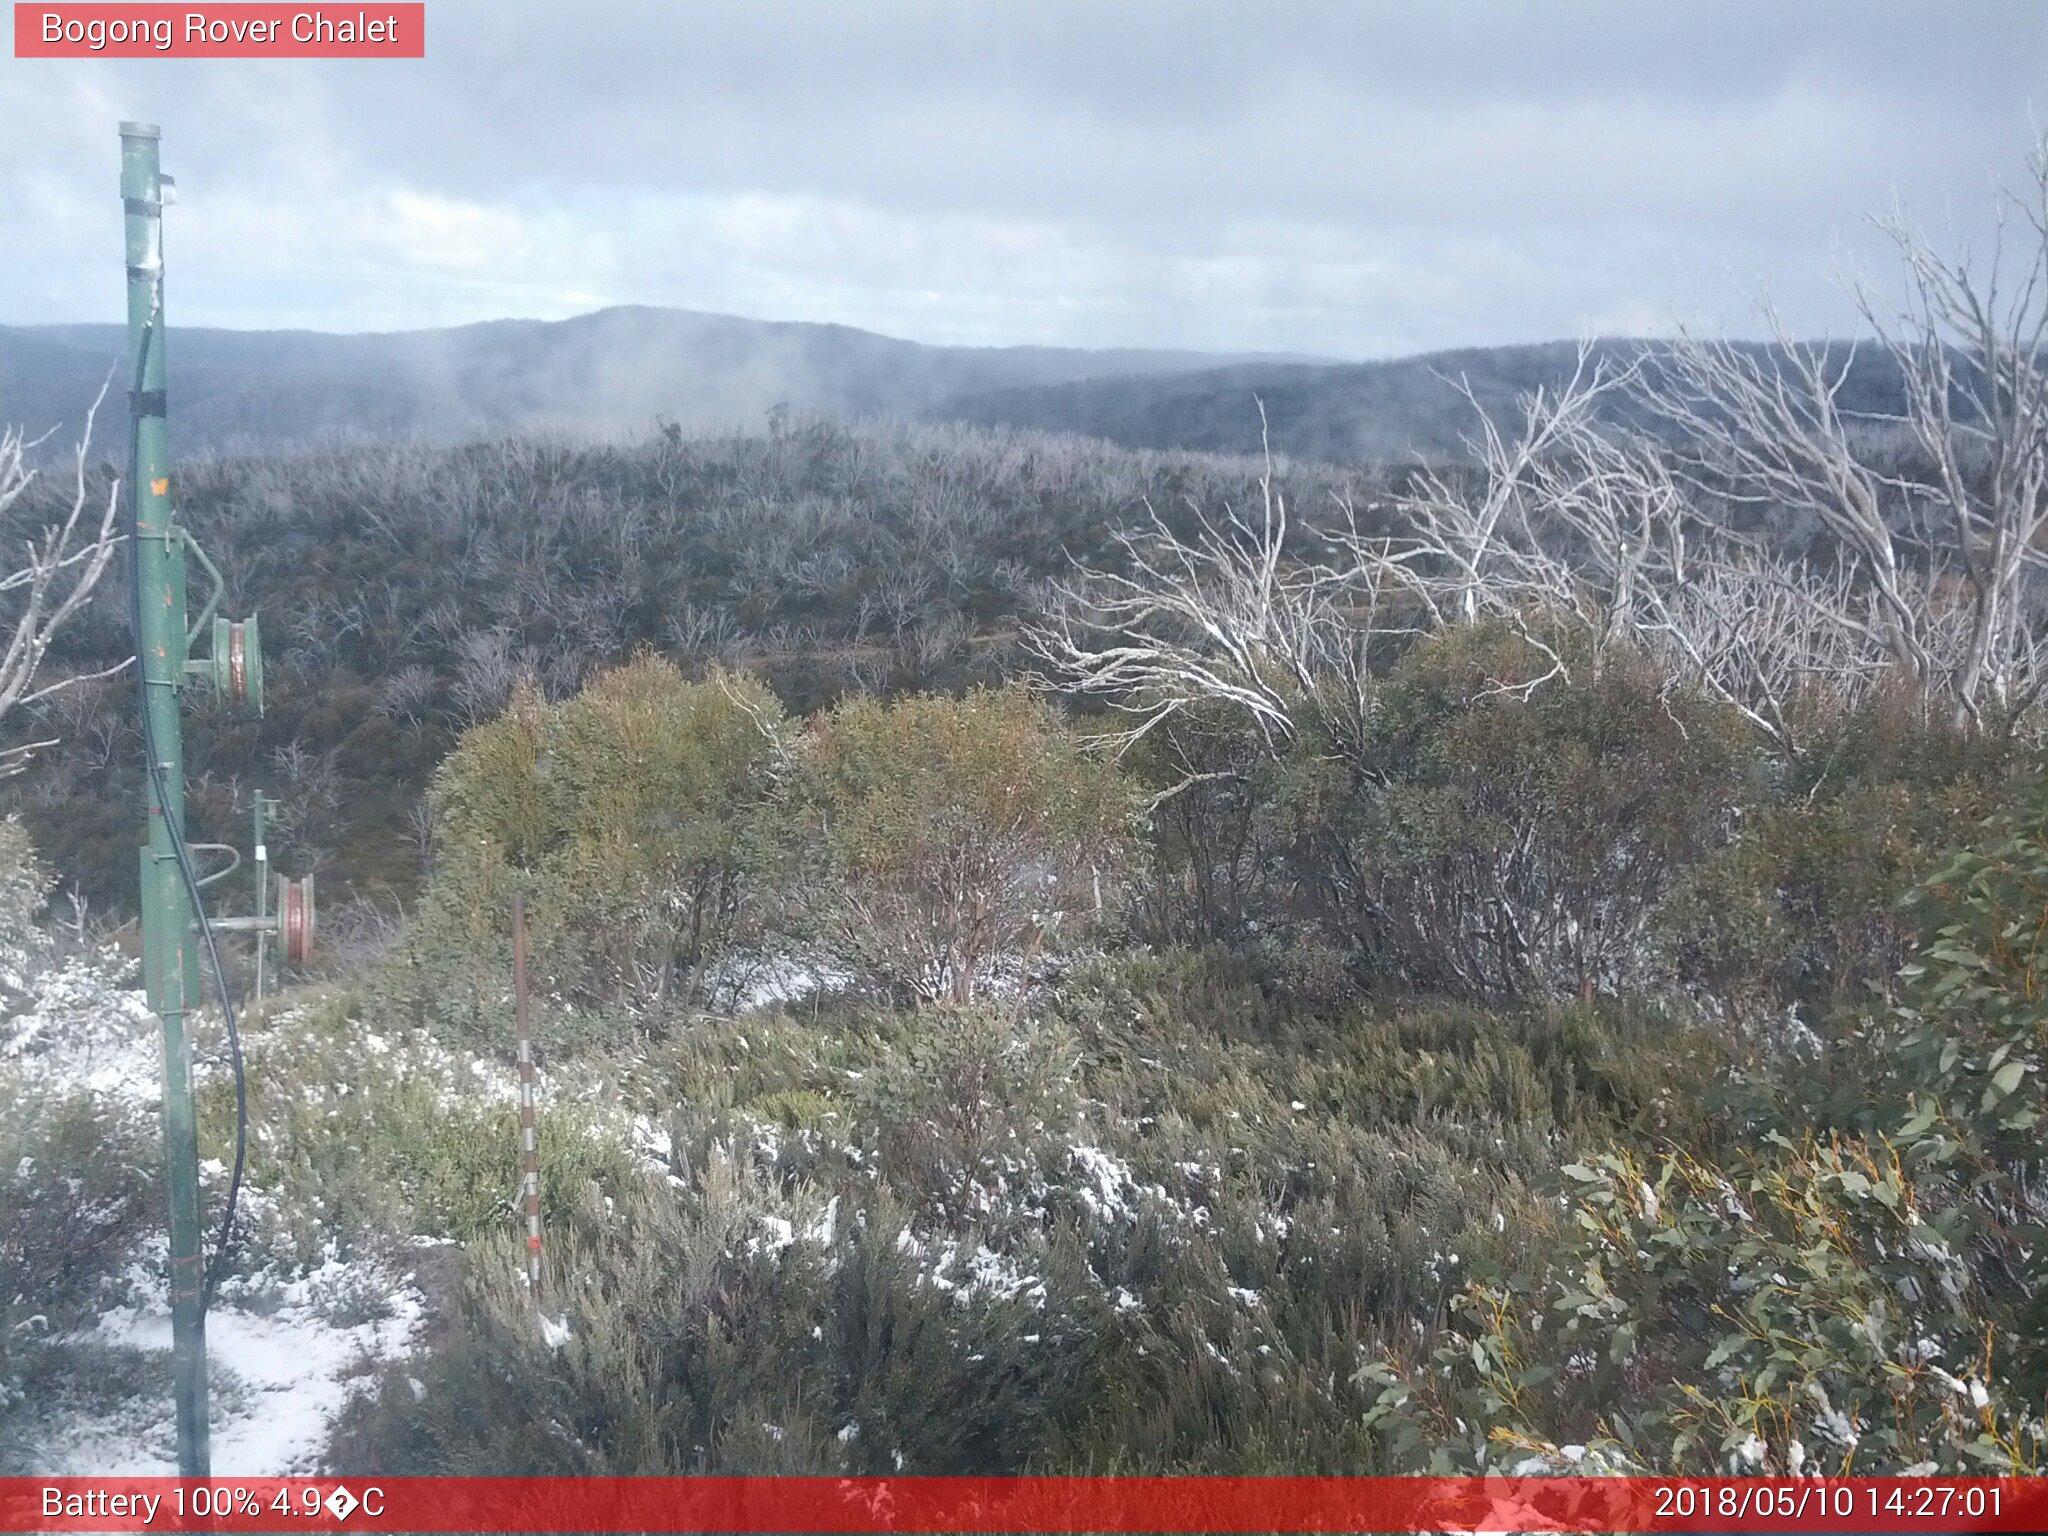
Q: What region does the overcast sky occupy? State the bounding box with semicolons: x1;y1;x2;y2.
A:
3;1;2044;358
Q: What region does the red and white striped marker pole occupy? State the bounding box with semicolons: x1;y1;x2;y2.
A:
512;893;541;1300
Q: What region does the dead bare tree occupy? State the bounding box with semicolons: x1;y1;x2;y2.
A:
1640;140;2048;734
1036;136;2048;766
1026;407;1392;774
1868;139;2048;725
1356;349;1898;757
1030;354;1886;767
0;392;127;776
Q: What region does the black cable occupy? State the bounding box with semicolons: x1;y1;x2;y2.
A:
127;293;248;1314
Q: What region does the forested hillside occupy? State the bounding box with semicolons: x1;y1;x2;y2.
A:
2;417;1398;932
941;338;1918;462
4;310;1925;470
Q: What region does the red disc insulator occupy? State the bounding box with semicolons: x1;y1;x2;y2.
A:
279;874;314;966
226;622;247;704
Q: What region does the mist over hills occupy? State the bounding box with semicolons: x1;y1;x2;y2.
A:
939;346;1590;463
940;339;1925;462
0;304;1910;463
0;305;1325;456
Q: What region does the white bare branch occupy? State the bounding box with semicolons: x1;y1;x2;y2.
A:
1025;402;1392;764
0;385;129;776
1030;140;2048;765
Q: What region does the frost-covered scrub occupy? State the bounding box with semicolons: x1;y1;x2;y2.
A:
327;955;1703;1474
191;993;644;1264
1;934;168;1466
1;816;163;1470
1;1077;157;1471
23;754;2045;1479
5;950;492;1471
0;958;456;1473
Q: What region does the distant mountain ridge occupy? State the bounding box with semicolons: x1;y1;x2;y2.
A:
938;338;1918;463
0;305;1328;456
0;305;1910;464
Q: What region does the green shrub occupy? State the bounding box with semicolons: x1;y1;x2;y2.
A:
795;686;1131;1003
1364;1136;2031;1475
1659;703;2015;1018
394;659;793;1037
1278;623;1757;1000
1118;702;1286;953
1890;765;2048;1187
335;942;1655;1477
1364;765;2048;1475
0;817;50;981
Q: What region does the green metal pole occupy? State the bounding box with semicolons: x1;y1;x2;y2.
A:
122;120;211;1479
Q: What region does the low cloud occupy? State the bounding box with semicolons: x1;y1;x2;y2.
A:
2;1;2041;354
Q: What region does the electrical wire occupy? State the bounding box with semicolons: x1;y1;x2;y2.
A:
127;290;248;1315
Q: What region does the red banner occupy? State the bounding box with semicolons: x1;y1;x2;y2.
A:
4;1476;2046;1534
12;5;423;57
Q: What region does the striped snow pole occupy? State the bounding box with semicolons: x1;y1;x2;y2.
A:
513;893;541;1300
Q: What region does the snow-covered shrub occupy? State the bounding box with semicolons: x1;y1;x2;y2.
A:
0;814;163;1432
0;1084;157;1453
331;1172;1100;1476
190;996;645;1269
0;814;155;1083
0;818;50;995
859;1004;1081;1225
329;948;1676;1475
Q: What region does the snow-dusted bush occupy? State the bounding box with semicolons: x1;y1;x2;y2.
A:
0;1085;158;1457
187;996;644;1269
0;817;53;999
0;815;153;1081
858;1004;1082;1224
325;947;1693;1476
333;1169;1101;1475
0;817;170;1465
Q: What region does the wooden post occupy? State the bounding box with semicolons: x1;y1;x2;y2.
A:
252;793;270;1008
513;893;541;1301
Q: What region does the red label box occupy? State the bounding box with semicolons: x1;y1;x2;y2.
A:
4;1476;2047;1534
13;4;424;57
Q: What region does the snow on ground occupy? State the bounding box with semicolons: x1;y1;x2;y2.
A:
9;946;432;1475
43;1256;428;1474
10;936;1186;1473
1;955;160;1102
731;956;854;1012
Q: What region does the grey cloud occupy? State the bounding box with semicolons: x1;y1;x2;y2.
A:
1;1;2042;354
